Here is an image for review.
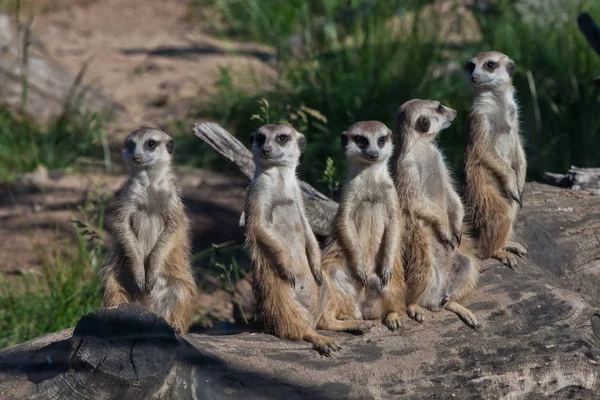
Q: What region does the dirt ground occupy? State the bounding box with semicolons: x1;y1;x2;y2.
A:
0;0;273;326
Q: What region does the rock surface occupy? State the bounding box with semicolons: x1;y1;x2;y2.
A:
1;182;600;399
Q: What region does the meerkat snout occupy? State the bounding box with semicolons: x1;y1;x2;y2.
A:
465;51;516;89
341;121;392;164
250;124;306;166
123;127;174;169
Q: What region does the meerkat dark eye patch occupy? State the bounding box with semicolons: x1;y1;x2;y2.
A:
276;134;289;144
125;138;136;152
485;61;496;70
353;135;368;148
506;60;516;77
254;133;266;146
437;104;444;113
465;61;475;74
340;133;348;148
416;116;430;133
166;139;175;154
377;136;387;147
146;139;157;150
297;135;306;153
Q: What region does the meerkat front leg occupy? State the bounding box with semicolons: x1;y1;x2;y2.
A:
480;152;521;207
116;205;145;292
146;215;178;292
445;182;465;246
412;200;454;250
514;141;527;207
337;193;368;286
247;201;295;288
379;190;400;287
301;212;323;285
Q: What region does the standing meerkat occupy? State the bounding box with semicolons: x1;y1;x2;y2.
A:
463;51;527;269
101;128;197;334
246;124;367;356
394;100;480;329
320;121;405;331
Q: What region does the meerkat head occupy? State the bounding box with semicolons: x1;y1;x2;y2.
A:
394;99;457;143
250;124;306;168
123;127;174;171
465;51;516;90
341;121;393;166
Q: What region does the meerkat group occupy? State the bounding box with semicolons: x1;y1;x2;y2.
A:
100;50;526;353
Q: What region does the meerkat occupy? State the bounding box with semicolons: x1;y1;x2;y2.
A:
463;51;527;269
394;100;480;329
101;128;197;334
320;121;405;331
246;124;371;356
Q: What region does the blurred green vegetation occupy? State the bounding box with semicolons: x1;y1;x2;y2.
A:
0;108;110;182
0;203;105;348
189;0;600;188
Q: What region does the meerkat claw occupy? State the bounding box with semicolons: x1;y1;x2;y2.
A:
454;232;462;246
357;268;368;287
380;267;392;288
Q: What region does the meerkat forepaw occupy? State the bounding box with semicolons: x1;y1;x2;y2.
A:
280;270;296;288
380;267;393;288
509;190;522;208
356;267;368;287
144;275;157;293
518;187;525;205
312;269;324;286
134;273;146;293
453;231;462;247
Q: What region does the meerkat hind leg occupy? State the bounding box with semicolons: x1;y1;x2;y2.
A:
444;301;480;330
319;318;375;334
492;249;519;269
504;242;527;257
383;312;401;331
407;304;426;323
304;329;342;357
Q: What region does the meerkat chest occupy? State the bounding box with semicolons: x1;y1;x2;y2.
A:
418;150;447;206
129;187;172;253
267;181;304;235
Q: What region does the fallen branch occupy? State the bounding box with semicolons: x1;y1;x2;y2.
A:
543;166;600;195
192;122;338;236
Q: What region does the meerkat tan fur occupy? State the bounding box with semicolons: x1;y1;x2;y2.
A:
101;128;197;334
245;124;367;356
320;121;405;331
463;51;527;269
394;100;480;329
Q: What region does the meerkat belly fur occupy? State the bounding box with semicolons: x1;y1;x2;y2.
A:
101;128;197;334
394;100;480;329
463;51;527;269
320;121;405;331
245;124;366;356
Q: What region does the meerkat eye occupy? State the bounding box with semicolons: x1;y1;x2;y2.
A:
354;135;368;148
377;136;387;146
146;139;157;149
276;134;289;144
486;61;495;69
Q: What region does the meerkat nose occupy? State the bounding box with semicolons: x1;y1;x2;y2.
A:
261;147;272;156
134;154;142;161
368;150;380;161
471;74;480;83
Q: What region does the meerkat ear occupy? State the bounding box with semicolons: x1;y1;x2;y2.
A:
297;134;307;153
166;139;175;154
416;116;430;133
506;59;516;77
340;133;348;148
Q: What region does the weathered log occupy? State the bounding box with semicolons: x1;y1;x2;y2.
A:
2;182;600;399
0;14;121;122
193;122;338;236
544;166;600;195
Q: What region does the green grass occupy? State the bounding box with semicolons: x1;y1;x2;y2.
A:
0;108;110;182
0;206;105;348
191;0;600;189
